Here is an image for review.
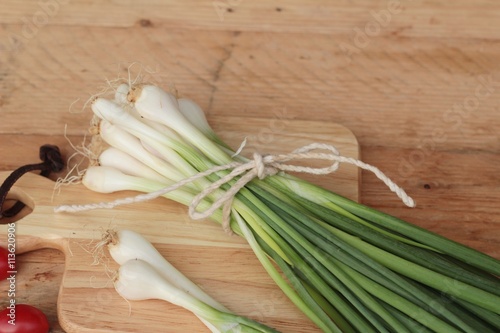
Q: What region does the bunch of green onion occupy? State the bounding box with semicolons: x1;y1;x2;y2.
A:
74;83;499;333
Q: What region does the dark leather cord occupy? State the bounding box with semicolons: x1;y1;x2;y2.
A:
0;145;64;219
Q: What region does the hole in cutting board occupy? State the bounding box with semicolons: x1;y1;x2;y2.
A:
0;186;34;225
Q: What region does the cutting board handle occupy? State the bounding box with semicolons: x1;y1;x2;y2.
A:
1;183;35;224
1;174;66;254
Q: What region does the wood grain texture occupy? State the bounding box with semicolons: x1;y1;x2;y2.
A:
0;0;499;332
1;0;500;39
0;118;359;333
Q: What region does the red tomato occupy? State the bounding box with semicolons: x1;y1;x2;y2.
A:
0;304;50;333
0;246;9;280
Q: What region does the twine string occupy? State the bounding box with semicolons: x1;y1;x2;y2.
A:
54;143;415;233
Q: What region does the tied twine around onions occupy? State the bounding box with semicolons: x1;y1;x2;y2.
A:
54;142;415;234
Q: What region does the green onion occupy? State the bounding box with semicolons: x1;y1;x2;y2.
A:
63;83;500;332
114;257;278;333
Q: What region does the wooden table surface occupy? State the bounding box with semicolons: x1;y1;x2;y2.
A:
1;1;499;332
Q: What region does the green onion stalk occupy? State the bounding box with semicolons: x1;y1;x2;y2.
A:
66;83;500;333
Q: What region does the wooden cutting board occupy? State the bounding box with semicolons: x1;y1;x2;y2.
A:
0;116;359;333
